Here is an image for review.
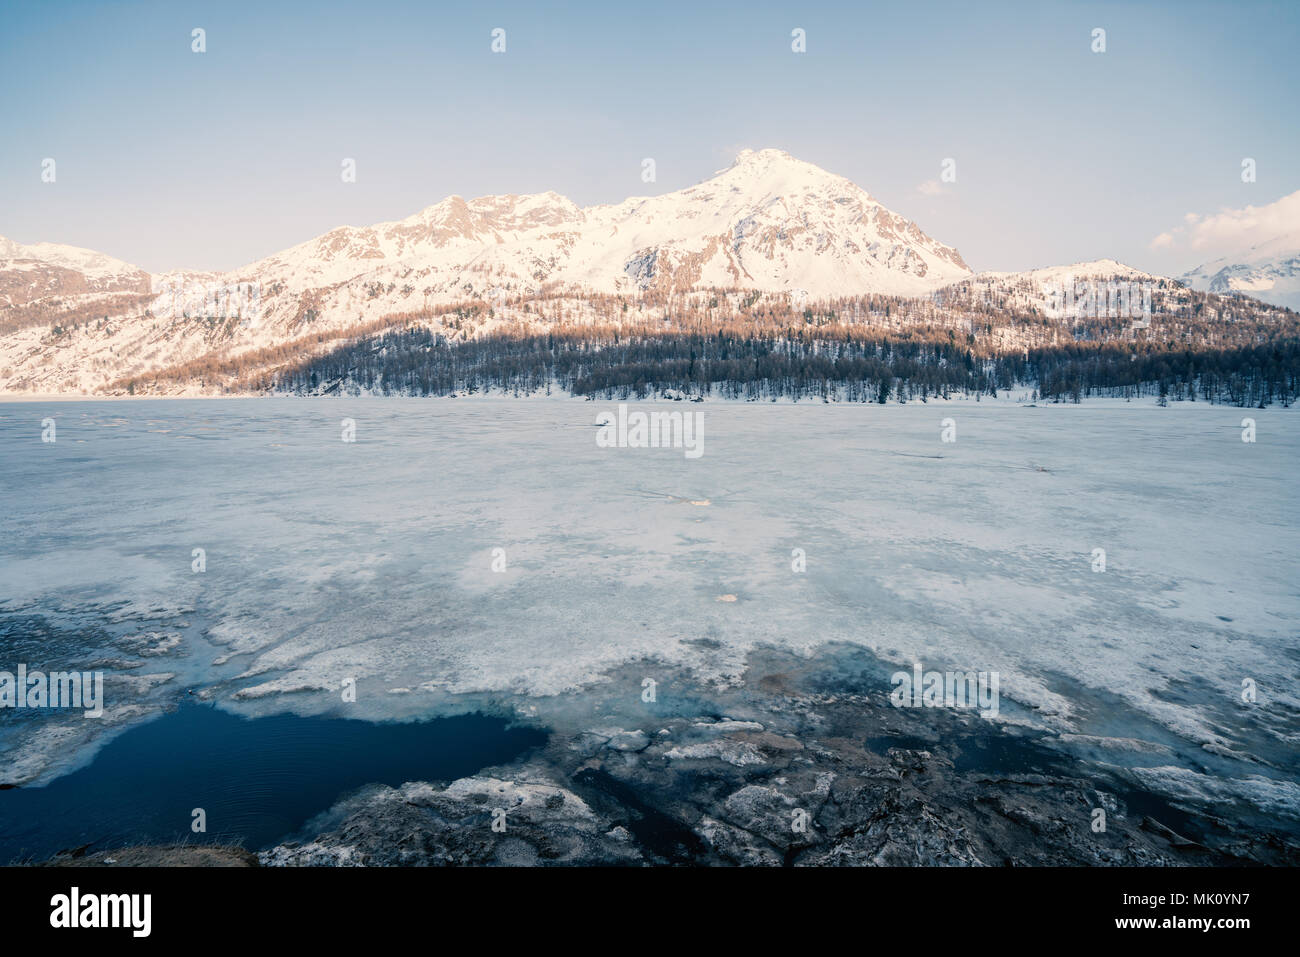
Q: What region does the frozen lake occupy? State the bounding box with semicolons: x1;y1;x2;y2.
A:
1;397;1298;841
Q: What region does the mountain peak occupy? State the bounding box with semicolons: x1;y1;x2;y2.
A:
730;147;795;166
719;148;838;181
237;149;972;305
704;150;881;216
1;150;976;336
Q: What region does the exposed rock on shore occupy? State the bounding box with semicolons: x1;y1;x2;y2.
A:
41;844;257;867
260;650;1299;867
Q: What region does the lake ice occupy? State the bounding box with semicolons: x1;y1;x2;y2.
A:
1;397;1297;824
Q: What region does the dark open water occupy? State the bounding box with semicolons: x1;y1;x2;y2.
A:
0;703;546;863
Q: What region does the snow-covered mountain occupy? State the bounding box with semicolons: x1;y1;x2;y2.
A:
0;236;151;307
0;149;979;392
936;259;1174;315
4;149;1294;396
1181;233;1300;311
221;148;971;330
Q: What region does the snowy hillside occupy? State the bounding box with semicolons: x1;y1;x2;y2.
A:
0;236;151;308
1182;233;1300;311
935;259;1185;321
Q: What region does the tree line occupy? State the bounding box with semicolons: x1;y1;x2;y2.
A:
262;324;1299;407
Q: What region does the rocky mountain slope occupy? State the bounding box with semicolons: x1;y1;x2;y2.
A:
1182;233;1300;311
233;148;971;311
0;237;152;308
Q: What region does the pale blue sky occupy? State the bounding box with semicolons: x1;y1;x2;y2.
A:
1;0;1296;275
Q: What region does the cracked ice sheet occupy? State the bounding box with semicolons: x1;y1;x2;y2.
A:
0;398;1297;798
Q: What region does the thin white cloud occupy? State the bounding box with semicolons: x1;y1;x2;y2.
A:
1151;190;1300;257
916;180;944;197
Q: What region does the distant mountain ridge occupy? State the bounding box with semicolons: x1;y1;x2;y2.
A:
1181;232;1300;311
1;149;1294;395
3;150;970;312
221;148;973;316
0;237;150;308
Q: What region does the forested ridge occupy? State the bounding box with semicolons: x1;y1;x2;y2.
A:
114;284;1300;406
264;324;1299;406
